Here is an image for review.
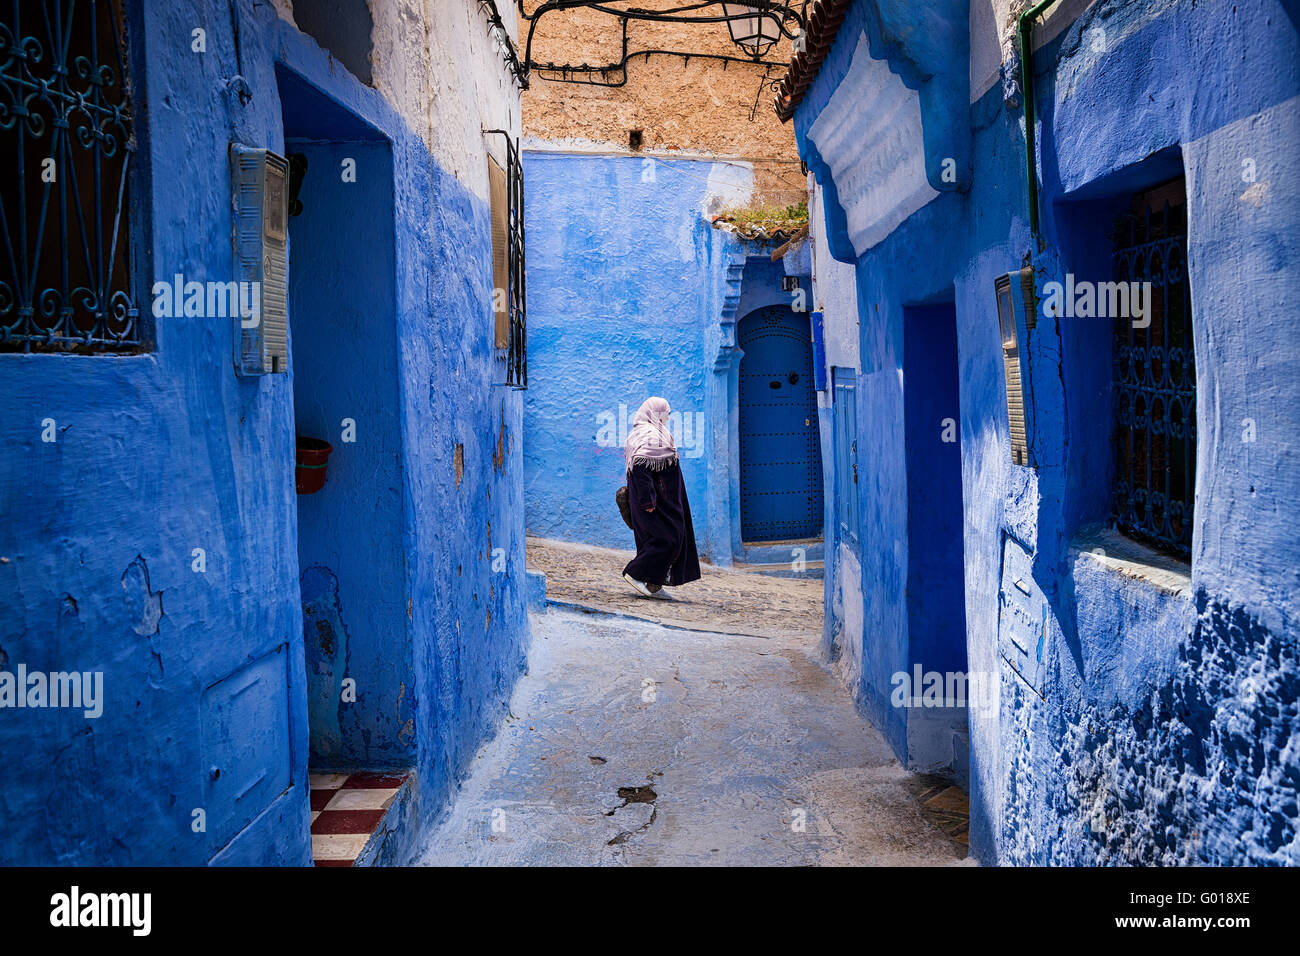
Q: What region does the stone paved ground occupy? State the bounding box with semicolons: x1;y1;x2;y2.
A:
414;539;971;866
526;536;825;640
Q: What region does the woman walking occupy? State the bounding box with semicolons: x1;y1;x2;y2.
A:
621;397;701;596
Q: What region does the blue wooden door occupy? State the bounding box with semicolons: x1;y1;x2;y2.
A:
738;306;823;541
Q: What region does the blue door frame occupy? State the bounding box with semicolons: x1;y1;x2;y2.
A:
832;366;859;550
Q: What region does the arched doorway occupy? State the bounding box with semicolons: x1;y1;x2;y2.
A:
738;306;823;542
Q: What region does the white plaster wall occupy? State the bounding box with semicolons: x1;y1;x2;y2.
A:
807;32;938;256
269;1;521;198
268;0;296;25
969;0;1101;104
969;0;1013;103
811;176;862;694
810;182;860;373
702;160;756;214
831;542;864;691
371;0;522;200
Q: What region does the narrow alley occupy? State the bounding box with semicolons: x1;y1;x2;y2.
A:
0;0;1296;928
418;540;969;866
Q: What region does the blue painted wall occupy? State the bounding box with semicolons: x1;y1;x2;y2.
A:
522;151;811;563
798;0;1300;864
284;134;414;771
404;154;530;862
0;1;528;865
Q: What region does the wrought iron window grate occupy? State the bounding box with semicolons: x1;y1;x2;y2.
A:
1110;180;1195;559
1;0;143;353
484;129;526;388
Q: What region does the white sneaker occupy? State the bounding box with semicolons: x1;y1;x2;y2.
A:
622;572;655;597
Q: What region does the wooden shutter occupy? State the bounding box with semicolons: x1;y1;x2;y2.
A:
489;155;509;349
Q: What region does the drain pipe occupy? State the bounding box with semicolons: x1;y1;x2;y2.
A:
1017;0;1059;239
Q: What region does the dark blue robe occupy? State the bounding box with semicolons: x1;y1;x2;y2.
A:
623;458;701;587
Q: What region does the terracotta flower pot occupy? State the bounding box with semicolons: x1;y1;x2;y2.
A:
295;436;333;494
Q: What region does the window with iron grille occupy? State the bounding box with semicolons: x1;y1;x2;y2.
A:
1;0;143;353
1110;178;1195;559
485;130;526;388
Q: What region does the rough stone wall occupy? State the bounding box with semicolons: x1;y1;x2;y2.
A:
1004;592;1299;865
520;0;803;203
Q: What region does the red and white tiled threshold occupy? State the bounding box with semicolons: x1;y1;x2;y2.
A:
309;772;409;866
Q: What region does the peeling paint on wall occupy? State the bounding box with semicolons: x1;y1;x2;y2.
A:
1005;593;1298;865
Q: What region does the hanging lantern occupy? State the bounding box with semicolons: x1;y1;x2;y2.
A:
722;2;783;58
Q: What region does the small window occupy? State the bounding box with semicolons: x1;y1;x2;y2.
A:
832;367;859;548
1;0;145;353
1110;178;1195;559
486;134;526;388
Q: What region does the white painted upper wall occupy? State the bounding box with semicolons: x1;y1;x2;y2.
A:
807;31;938;258
374;0;521;203
271;0;522;204
810;182;860;373
268;0;295;25
970;0;1100;103
969;0;1013;103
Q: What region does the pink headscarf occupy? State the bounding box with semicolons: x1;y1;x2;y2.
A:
624;397;678;474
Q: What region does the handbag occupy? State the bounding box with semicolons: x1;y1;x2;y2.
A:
616;485;634;530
